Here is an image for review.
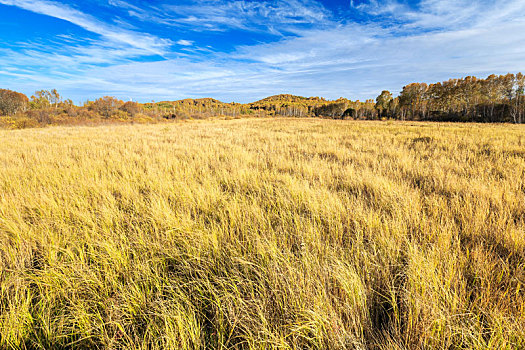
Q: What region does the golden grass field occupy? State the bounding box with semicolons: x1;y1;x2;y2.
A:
1;118;524;349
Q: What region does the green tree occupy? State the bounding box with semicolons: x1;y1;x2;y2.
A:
375;90;393;119
31;89;61;109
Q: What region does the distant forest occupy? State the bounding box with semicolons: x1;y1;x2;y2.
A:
1;73;523;128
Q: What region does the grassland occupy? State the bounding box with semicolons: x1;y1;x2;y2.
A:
0;119;524;349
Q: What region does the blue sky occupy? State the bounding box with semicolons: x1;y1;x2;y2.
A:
0;0;524;103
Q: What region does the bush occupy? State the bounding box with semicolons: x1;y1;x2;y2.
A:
120;101;141;117
25;109;53;124
88;96;124;118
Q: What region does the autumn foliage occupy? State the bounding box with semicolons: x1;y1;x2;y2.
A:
0;89;28;116
1;73;524;129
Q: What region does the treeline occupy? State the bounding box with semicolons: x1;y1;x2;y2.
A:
377;73;525;123
1;73;524;128
144;95;377;119
144;98;251;119
0;90;155;129
247;94;376;119
0;90;376;129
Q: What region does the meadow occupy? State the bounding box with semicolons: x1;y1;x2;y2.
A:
0;118;524;349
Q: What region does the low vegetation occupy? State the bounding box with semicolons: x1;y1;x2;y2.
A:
1;119;524;349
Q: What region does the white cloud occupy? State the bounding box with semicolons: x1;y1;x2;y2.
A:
1;0;525;103
176;40;194;46
137;0;333;33
0;0;172;55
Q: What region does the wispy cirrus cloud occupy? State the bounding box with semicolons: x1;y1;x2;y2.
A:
0;0;172;56
226;0;525;97
117;0;333;34
1;0;524;103
176;40;194;46
352;0;525;32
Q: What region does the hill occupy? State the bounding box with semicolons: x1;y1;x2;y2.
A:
0;72;524;129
